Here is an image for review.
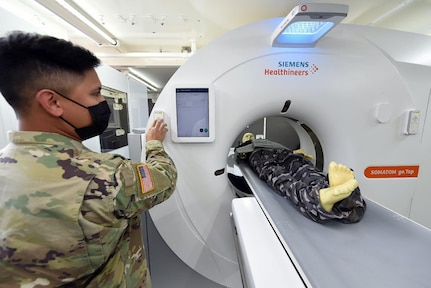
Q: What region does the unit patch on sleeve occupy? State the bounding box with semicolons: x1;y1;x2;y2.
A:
137;164;155;193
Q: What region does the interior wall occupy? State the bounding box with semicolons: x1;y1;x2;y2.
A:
0;98;16;149
128;76;149;129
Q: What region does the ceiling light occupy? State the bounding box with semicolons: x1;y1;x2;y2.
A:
34;0;118;46
271;3;348;48
96;52;193;58
128;68;159;92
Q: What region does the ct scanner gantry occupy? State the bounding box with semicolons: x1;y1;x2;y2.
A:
143;4;431;287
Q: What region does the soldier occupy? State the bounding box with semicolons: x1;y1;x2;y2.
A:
0;31;177;287
235;133;366;223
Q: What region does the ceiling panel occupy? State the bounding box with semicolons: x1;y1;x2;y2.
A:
2;0;431;90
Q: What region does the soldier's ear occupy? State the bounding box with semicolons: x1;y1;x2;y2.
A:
35;89;63;117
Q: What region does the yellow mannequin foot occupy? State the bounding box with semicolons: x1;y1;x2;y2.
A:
319;179;359;212
328;161;355;187
242;133;255;143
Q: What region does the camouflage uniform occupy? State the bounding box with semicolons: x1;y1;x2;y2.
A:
235;139;366;224
0;131;177;287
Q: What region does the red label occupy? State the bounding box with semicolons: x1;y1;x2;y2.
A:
364;166;419;178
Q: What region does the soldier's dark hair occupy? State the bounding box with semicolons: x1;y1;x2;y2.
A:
0;31;100;116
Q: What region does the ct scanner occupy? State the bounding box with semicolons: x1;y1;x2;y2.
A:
144;11;431;288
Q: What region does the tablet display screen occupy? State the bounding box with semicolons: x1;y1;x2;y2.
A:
176;88;210;138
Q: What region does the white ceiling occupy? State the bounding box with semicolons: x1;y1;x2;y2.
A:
2;0;431;90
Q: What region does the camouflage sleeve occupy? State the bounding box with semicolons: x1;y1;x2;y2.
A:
144;140;178;204
113;140;177;218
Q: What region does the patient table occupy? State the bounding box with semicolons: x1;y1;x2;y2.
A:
231;162;431;287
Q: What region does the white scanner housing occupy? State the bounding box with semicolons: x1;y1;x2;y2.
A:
146;18;431;287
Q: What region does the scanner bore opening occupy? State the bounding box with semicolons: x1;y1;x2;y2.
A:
227;116;323;198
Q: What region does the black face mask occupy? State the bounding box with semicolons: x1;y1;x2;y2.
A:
54;90;111;140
